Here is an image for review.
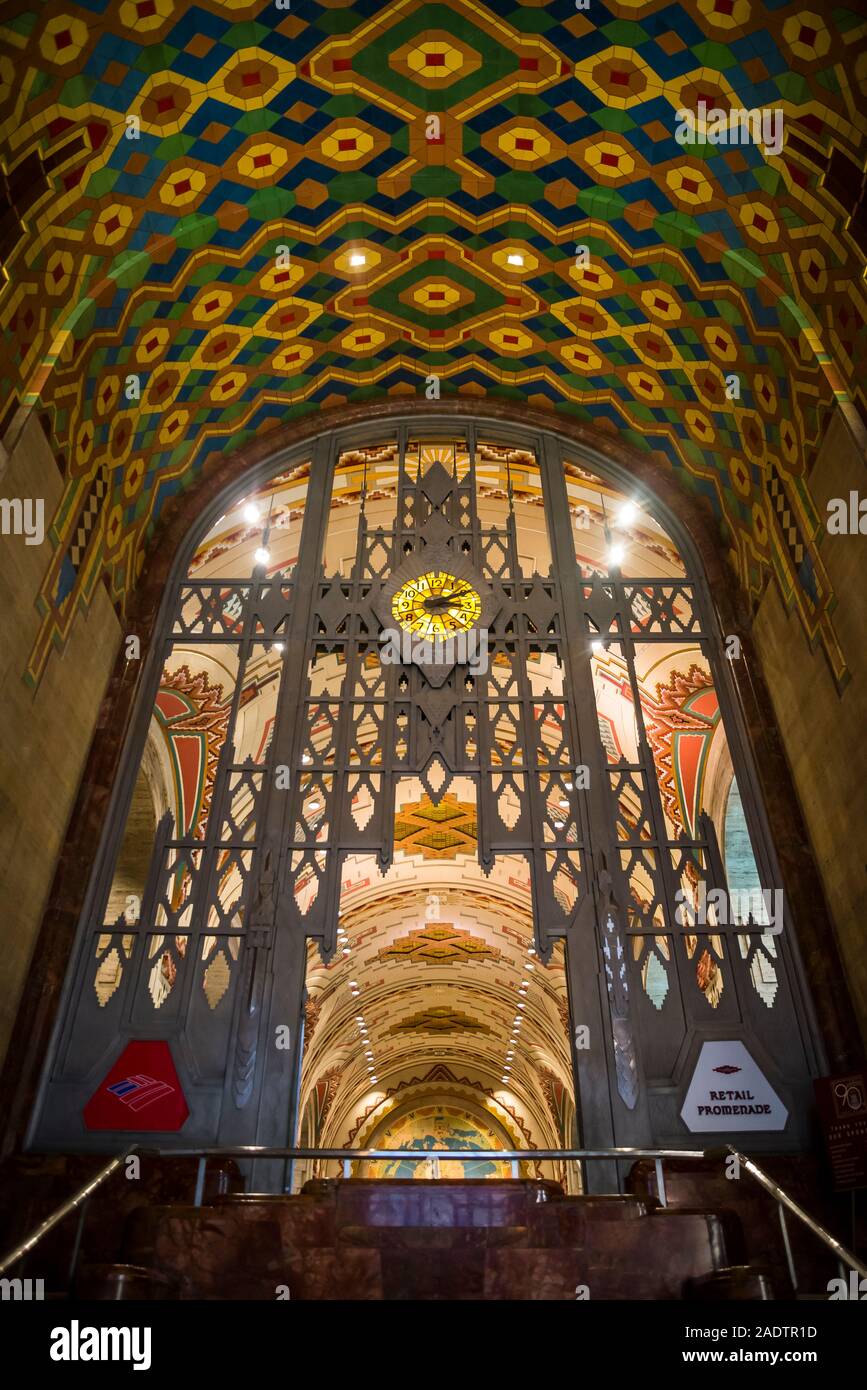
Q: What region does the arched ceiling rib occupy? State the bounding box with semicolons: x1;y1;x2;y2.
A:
1;1;863;686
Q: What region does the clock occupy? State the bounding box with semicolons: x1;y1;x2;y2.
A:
374;542;500;686
391;569;482;639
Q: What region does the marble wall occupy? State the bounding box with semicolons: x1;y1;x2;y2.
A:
752;410;867;1046
0;416;121;1063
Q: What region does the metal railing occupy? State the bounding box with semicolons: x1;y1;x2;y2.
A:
1;1144;864;1293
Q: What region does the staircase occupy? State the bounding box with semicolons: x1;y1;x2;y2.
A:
0;1152;854;1300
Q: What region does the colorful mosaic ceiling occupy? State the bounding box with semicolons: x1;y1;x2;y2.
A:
1;0;865;679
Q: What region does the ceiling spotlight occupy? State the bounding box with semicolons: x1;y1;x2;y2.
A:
528;947;535;955
342;947;350;956
607;543;625;567
591;639;603;654
243;503;261;524
254;546;270;566
302;753;312;765
272;642;284;653
521;981;529;987
507;252;524;267
554;820;564;829
309;800;321;811
616;501;638;527
370;1077;378;1084
527;963;534;971
349;981;358;988
501;1076;508;1084
518;1002;526;1010
349;251;366;267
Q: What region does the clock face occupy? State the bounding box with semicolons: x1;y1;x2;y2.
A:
391;569;483;639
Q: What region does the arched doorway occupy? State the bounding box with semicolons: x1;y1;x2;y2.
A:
29;417;821;1190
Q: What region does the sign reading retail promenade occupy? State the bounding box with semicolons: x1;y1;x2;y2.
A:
680;1041;788;1132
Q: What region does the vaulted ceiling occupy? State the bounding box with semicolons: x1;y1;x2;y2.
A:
1;0;864;684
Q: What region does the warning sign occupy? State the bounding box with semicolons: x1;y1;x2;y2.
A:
84;1040;189;1132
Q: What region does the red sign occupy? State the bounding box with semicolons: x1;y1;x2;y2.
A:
84;1041;189;1132
814;1073;867;1190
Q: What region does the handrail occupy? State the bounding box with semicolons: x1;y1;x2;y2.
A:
727;1147;867;1281
0;1145;138;1276
1;1143;864;1287
148;1145;704;1161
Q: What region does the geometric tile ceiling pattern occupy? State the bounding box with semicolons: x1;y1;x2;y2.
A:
1;1;864;681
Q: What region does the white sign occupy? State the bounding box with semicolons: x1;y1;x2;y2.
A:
680;1041;788;1132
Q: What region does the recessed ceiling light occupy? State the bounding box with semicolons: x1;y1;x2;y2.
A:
527;963;534;971
528;947;535;955
309;800;321;811
342;947;350;955
507;252;524;266
521;981;529;987
243;503;260;524
254;546;270;566
554;820;564;829
518;1002;526;1010
370;1077;378;1084
349;251;366;267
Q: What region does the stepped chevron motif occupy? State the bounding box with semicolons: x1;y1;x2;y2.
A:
0;0;863;683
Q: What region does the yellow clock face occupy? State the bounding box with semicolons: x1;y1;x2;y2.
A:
391;570;482;639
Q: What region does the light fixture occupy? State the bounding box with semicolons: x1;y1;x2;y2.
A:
527;963;534;971
518;1003;526;1010
554;820;564;829
349;251;366;267
501;1077;508;1084
591;639;603;654
243;503;260;524
349;981;358;988
309;800;321;811
521;981;529;987
254;546;270;566
342;947;350;955
370;1077;378;1084
607;543;625;567
528;947;535;955
616;500;638;527
302;753;312;765
506;252;524;267
272;642;284;653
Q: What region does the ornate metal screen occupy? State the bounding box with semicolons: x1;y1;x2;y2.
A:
31;418;821;1170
